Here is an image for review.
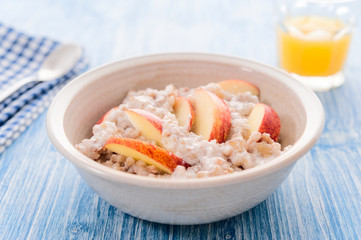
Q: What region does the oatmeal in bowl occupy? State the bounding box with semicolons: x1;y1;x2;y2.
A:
47;53;324;224
76;79;290;178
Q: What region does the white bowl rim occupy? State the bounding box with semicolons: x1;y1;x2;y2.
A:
47;52;325;189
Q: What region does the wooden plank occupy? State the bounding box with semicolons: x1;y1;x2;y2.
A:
0;0;361;239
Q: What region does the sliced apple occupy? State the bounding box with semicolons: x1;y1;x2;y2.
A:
247;103;281;142
105;137;189;174
192;89;231;143
97;107;120;124
218;79;260;97
124;109;163;145
173;97;195;131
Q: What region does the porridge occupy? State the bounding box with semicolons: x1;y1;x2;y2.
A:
76;79;289;178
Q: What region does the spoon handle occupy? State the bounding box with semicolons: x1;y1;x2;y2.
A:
0;76;36;103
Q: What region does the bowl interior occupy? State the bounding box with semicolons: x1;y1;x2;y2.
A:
63;54;306;150
46;53;324;225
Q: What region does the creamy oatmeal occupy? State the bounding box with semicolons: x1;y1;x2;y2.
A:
76;81;288;178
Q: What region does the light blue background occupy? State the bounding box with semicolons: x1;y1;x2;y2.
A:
1;0;361;239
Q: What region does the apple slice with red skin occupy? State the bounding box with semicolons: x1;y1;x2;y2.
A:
247;103;281;142
105;137;189;174
124;109;163;145
97;107;120;124
218;79;260;97
192;89;231;143
173;96;195;131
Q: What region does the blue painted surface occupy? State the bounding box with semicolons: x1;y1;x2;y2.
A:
1;0;361;239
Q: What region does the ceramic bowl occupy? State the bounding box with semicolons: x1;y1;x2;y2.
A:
47;53;324;225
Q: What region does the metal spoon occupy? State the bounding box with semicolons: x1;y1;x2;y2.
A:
0;44;83;103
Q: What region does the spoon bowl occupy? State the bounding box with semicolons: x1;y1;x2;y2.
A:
0;44;83;103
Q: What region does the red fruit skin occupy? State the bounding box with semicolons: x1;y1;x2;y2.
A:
125;109;163;132
105;137;189;172
258;104;281;142
97;107;119;124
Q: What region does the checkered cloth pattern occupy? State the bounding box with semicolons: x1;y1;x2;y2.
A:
0;23;88;153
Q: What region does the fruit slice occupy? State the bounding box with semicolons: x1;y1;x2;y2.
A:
173;97;195;131
247;103;281;142
125;109;163;145
105;137;188;174
192;89;231;143
97;107;119;124
218;79;260;97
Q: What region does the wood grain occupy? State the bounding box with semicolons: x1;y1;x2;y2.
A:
1;0;361;239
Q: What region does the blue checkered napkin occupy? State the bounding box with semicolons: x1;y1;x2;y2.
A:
0;23;88;153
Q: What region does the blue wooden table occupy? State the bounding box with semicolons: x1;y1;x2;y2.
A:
1;0;361;239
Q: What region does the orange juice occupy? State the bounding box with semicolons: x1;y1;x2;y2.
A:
278;16;352;76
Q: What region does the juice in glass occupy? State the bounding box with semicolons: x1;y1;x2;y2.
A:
278;16;352;77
